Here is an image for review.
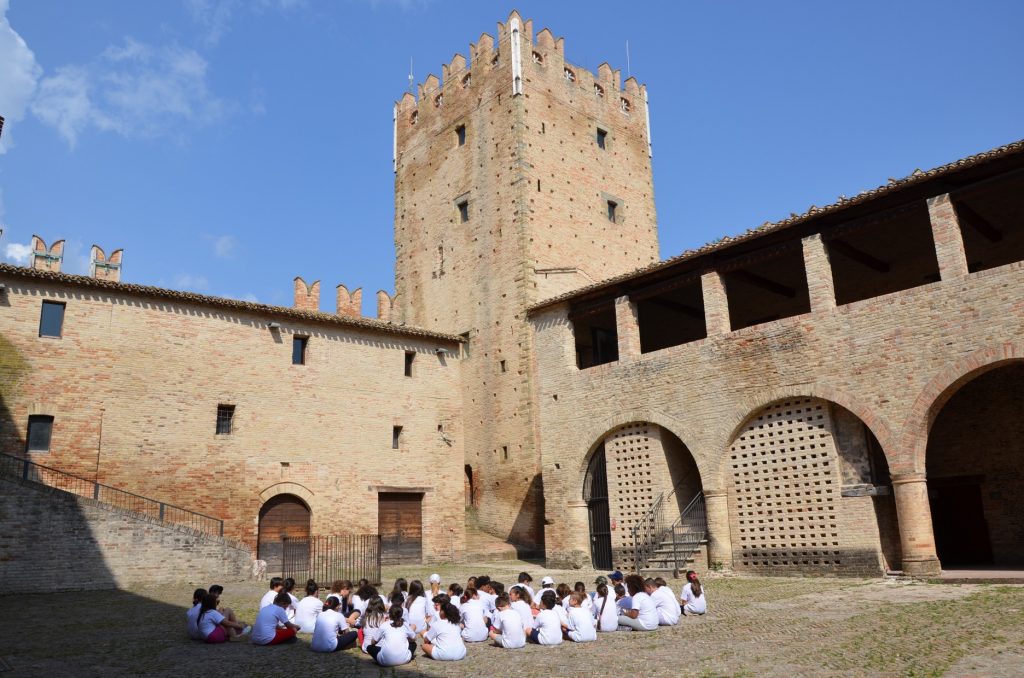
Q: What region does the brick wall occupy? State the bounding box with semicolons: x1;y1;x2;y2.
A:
0;276;466;563
393;12;658;550
0;476;253;592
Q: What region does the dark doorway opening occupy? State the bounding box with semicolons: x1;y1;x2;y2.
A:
378;492;423;565
584;444;612;569
258;494;311;576
464;464;475;507
929;478;993;566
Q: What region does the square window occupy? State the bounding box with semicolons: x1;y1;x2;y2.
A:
216;405;235;435
607;200;618;223
458;200;469;223
39;301;65;338
392;425;403;449
27;415;54;453
596;128;607;150
292;336;308;365
404;351;415;377
456;124;466;147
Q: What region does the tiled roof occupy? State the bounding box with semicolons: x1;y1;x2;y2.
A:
528;138;1024;313
0;263;463;343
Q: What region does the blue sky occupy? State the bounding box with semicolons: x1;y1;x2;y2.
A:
1;1;1021;311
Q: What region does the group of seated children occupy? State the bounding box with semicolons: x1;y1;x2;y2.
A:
187;569;707;666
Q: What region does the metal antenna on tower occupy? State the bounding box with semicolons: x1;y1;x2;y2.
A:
626;40;631;77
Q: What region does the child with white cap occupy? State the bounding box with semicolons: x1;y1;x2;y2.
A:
535;575;556;609
426;573;444;622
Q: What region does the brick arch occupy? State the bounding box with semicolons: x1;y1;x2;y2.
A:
577;409;711;491
897;341;1024;474
716;384;898;484
259;482;314;507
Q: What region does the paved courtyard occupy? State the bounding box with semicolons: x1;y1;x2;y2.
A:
3;560;1023;677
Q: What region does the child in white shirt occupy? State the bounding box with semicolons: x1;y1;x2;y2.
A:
259;577;284;610
311;597;358;652
186;588;206;640
293;579;323;633
563;592;597;642
403;580;431;633
368;605;416;667
460;588;489;642
648;578;680;626
592;583;620;633
359;598;388;653
617;575;658;631
508;586;534;631
681;572;707;615
422;598;467;661
488;594;526;649
528;591;563;646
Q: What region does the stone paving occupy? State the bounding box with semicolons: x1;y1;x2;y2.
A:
4;560;1024;677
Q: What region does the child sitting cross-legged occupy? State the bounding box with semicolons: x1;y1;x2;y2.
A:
488;593;526;649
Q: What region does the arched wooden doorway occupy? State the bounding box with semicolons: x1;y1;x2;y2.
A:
258;494;310;576
584;444;612;570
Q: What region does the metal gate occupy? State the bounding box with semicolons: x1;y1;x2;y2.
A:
584;445;613;570
282;535;381;586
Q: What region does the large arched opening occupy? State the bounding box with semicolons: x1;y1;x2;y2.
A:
726;397;900;575
583;422;704;572
926;363;1024;567
258;494;311;576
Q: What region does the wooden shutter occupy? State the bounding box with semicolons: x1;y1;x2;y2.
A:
378;493;423;565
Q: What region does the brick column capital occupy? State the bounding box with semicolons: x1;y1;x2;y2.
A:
702;488;727;499
890;472;927;486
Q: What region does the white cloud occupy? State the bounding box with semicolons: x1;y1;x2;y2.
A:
0;0;43;153
31;38;227;148
173;273;210;291
4;242;31;265
221;291;259;302
186;0;303;46
204;233;237;258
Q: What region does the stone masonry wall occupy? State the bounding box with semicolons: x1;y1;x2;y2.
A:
393;12;659;550
0;476;253;593
0;276;466;563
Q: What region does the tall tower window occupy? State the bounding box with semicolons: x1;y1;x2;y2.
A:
563;67;575;83
458;200;470;223
596;128;608;150
292;336;308;365
456;124;466;146
607;200;618;223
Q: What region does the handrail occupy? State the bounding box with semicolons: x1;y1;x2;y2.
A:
632;478;707;571
0;452;224;537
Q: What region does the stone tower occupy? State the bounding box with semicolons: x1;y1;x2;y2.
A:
393;11;659;550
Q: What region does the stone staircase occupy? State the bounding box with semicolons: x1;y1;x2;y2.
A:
463;506;520;561
634;491;708;578
638;523;708;578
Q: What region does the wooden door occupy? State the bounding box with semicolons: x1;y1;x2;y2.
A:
258;495;311;575
378;492;423;565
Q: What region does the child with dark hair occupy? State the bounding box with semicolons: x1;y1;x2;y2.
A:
252;592;299;645
592;583;619;633
391;578;409;601
367;605;415;666
259;577;284;609
562;592;596;642
459;588;489;642
311;596;358;652
489;594;526;649
197;592;249;644
187;588;207;640
528;591;562;645
327;580;354;617
207;584;248;639
294;579;322;633
448;583;464;611
517;571;535;599
617;575;658;631
359;597;388;653
404;580;430;633
680;570;706;615
351;582;380;624
508;586;533;631
422;597;467;660
281;577;299;621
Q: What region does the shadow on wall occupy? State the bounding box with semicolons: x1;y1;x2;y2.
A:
508;473;546;558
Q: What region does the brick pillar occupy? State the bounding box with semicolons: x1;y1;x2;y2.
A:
552;499;592;569
891;472;941;576
614;295;641;360
927;193;969;280
802;234;836;312
701;271;731;336
703;488;733;570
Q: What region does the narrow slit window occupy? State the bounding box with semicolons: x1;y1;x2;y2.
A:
499;359;507;373
607;200;618;223
292;336;308;365
27;415;54;453
39;301;66;338
456;124;466;146
502;445;509;461
458;200;470;223
392;425;403;449
216;405;235;435
596;128;607;150
404;351;415;377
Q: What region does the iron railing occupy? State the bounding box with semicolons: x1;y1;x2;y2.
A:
0;452;224;537
632;485;707;572
282;535;381;586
